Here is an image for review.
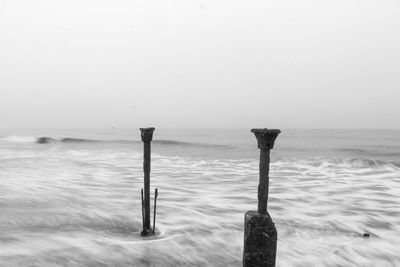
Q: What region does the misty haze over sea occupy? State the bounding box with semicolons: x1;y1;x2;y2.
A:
1;128;399;266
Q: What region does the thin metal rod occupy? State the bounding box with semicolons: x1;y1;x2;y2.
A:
141;188;145;228
153;188;158;234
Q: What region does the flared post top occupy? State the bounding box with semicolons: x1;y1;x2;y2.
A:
251;128;281;150
140;127;155;142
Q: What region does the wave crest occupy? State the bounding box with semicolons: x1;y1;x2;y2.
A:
0;136;230;149
29;136;232;148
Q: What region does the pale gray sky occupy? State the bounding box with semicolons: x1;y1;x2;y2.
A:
0;0;399;128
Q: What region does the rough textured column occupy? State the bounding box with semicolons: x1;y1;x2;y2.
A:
243;128;281;267
140;127;155;236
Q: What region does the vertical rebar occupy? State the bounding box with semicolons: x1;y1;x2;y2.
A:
153;188;158;234
141;188;144;229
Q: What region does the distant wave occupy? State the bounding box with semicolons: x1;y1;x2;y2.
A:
1;135;127;144
2;135;232;149
36;137;102;144
335;148;400;158
60;138;100;143
154;140;189;145
154;140;233;148
336;148;369;154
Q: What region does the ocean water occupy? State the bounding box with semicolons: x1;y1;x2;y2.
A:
0;129;399;267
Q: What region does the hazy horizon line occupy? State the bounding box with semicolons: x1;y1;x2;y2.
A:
1;127;399;130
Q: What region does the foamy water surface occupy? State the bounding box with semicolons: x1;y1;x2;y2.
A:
0;129;399;266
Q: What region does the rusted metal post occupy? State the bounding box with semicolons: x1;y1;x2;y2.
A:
243;128;281;267
140;127;155;236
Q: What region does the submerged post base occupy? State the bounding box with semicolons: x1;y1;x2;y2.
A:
243;211;277;267
140;229;153;237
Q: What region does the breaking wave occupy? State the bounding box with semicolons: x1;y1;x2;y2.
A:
1;135;233;149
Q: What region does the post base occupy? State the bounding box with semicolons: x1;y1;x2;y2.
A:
243;210;277;267
140;228;154;237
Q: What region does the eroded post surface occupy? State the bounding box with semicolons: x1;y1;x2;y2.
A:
243;128;280;267
140;127;155;236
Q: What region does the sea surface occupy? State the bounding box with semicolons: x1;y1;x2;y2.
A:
0;129;399;267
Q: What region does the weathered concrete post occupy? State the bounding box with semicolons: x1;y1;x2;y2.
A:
140;127;155;236
243;128;281;267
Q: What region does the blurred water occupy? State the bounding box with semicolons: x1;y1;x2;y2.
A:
0;129;399;266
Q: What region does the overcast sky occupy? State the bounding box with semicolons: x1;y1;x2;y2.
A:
0;0;399;128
